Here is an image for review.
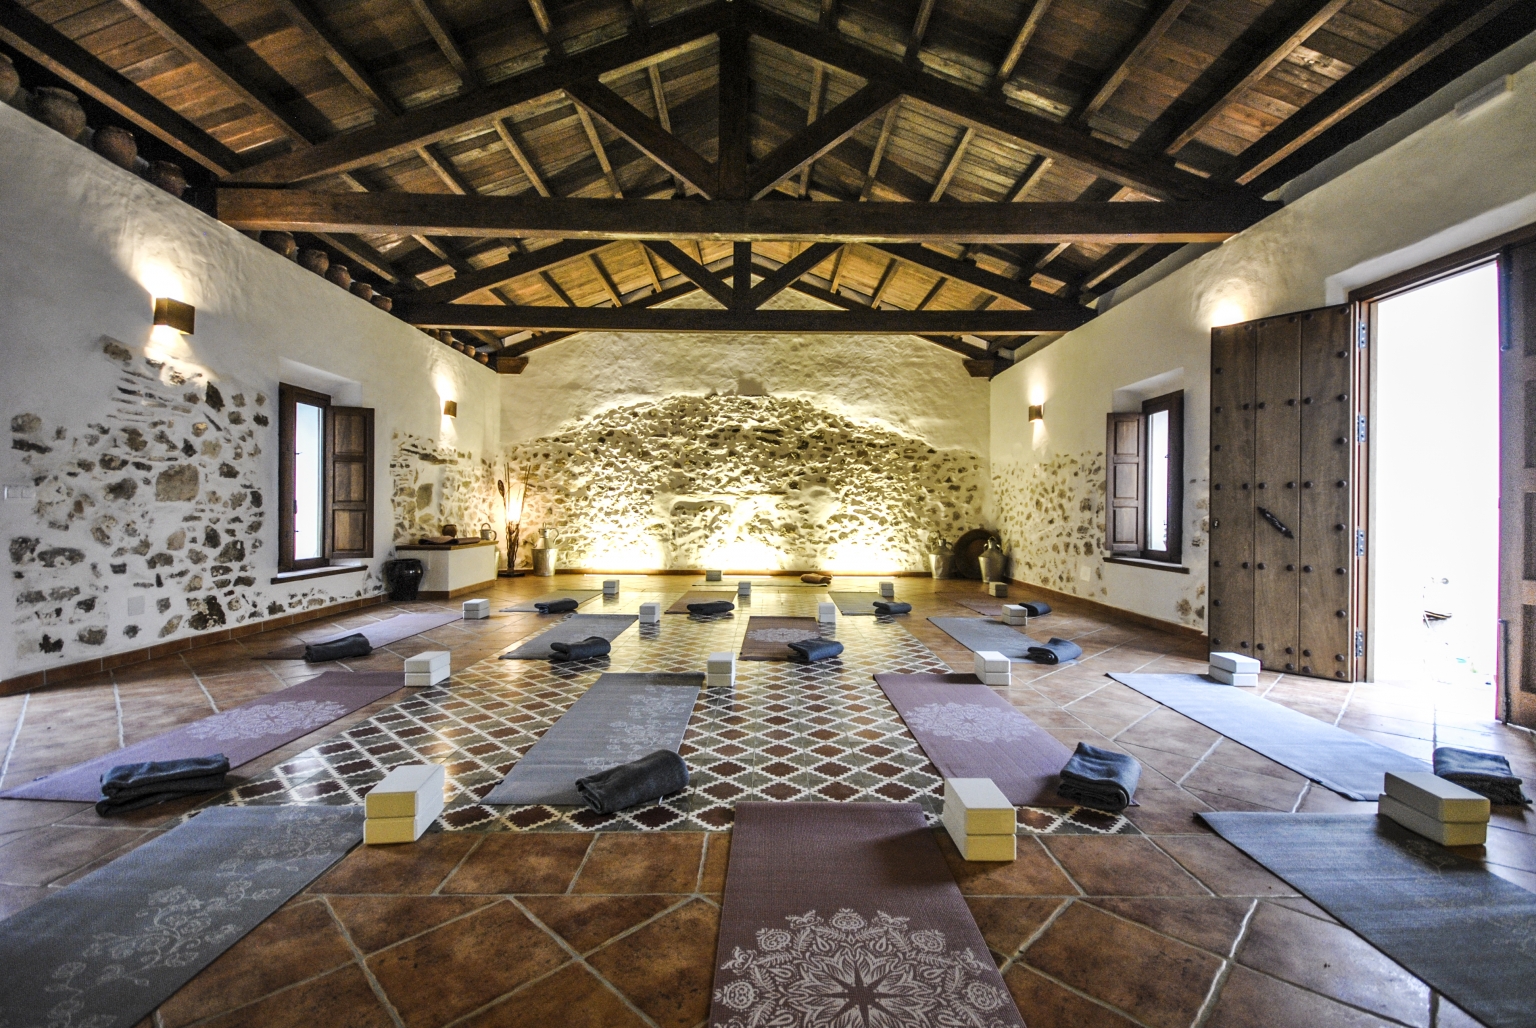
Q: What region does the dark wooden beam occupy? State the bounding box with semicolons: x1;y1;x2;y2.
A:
746;80;902;200
589;253;623;305
745;4;1226;200
992;0;1053;91
269;0;398;115
783;277;996;360
859;102;900;201
867;243;1077;311
217;189;1277;243
225;7;726;185
905;0;937;62
494;355;530;373
405;0;475;86
497;281;702;355
643;240;735;307
869;258;900;307
1076;0;1193;121
527;0;559;53
572;103;623;197
540;269;576;306
646;63;685;195
310;232;403;285
494;118;552;196
409;239;610;304
929;126;974;201
398;302;1091;334
732;242;752;306
716;15;751;199
566;78;717;195
819;0;839;31
0;0;243;174
796;62;826;196
744;242;842;308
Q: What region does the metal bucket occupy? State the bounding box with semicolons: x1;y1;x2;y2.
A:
532;547;558;577
928;552;951;579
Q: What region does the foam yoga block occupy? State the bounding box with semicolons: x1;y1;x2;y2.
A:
404;650;450;687
942;778;1016;861
975;650;1010;686
707;651;735;688
737;581;751;596
817;602;837;624
364;764;445;845
603;579;619;596
1383;772;1490;823
705;569;722;582
1210;651;1260;674
462;598;490;619
1379;796;1487;846
787;638;843;663
1208;668;1258;686
304;633;372;663
986;582;1008;597
879;581;895;599
639;602;660;624
1001;604;1029;625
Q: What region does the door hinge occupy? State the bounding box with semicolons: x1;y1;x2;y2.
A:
1357;321;1368;349
1356;414;1367;443
1354;629;1365;658
1355;528;1366;557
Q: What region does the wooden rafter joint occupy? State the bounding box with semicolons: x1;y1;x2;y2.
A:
494;355;530;374
963;358;1001;378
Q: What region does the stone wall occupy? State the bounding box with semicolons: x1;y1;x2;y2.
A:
390;432;505;561
507;394;985;572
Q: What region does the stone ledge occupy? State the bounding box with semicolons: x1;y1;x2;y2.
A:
270;564;368;584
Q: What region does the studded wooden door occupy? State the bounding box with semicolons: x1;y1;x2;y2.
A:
1499;241;1536;727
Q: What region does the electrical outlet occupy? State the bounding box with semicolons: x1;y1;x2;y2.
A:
2;484;35;501
126;596;145;616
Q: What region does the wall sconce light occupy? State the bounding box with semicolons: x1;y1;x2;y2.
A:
1028;404;1044;422
153;297;195;335
442;400;458;417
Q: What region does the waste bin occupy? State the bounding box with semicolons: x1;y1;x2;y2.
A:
385;558;425;601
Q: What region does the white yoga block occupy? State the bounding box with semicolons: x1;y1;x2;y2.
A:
986;581;1008;597
1379;796;1487;846
639;602;660;624
603;579;619;596
975;650;1009;675
705;569;722;582
364;763;445;843
942;778;1016;835
1208;668;1258;687
403;650;450;686
879;581;895;598
1209;651;1260;674
1383;772;1490;823
707;652;736;676
706;673;735;689
737;581;751;596
462;597;490;619
405;670;449;687
817;601;837;624
1001;604;1029;625
980;672;1011;686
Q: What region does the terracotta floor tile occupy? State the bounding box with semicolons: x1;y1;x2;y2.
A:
1206;965;1404;1028
1002;965;1140;1028
964;896;1065;961
367;899;569;1028
185;963;395;1028
458;961;649;1027
0;825;149;887
519;894;680;953
1088;897;1254;957
1201;740;1307;783
938;833;1080;896
1153;835;1299;898
1179;761;1308;812
1042;836;1209;897
327;894;499;953
1023;901;1223;1028
311;832;480;895
0;798;81;835
700;830;730;893
159;899;354;1027
586;898;720;1028
571;832;704;894
441;832;593;894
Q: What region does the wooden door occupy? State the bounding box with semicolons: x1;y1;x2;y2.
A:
326;406;374;558
1209;323;1256;655
1252;317;1302;672
1107;412;1145;554
1499;241;1536;727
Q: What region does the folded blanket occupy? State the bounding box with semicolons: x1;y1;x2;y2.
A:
535;597;579;614
1434;746;1531;805
1021;601;1052;617
787;637;844;663
96;754;231;815
872;601;912;615
303;633;372;662
575;749;689;813
1057;742;1140;813
801;573;832;584
1026;637;1081;664
687;600;735;615
549;636;611;662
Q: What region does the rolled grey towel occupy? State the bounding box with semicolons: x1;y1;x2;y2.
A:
1057;742;1140;813
1026;637;1081;664
304;633;372;662
787;637;844;662
1021;601;1052;617
872;601;912;615
1434;746;1531;805
549;636;611;662
575;749;689;813
96;754;231;815
535;597;579;614
687;600;735;615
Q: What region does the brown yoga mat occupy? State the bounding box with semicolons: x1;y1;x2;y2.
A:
738;616;823;660
255;611;462;659
876;672;1074;807
710;802;1025;1028
665;591;739;614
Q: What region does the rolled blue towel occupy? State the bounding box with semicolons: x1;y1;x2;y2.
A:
575;749;689;813
304;633;372;662
96;754;231;815
535;597;579;614
1026;637;1081;664
549;636;611;662
1021;601;1052;617
872;601;912;615
787;637;844;663
687;600;735;615
1057;742;1140;812
1434;746;1531;805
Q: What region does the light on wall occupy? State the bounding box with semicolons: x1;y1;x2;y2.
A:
442;400;458;417
153;297;195;335
1028;404;1044;422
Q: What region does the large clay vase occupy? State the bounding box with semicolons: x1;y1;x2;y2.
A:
978;537;1007;583
261;231;297;259
147;161;187;198
325;262;351;289
298;248;329;275
0;55;20;109
30;86;87;141
370;294;393;312
92;125;137;171
349;280;373;301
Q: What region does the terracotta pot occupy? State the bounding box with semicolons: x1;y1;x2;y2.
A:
441;524;458;538
349;280;373;301
92;125;138;170
325;262;351;289
477;352;490;365
298;248;329;275
260;231;297;259
370;294;393;312
30;86;87;141
147;160;187;198
0;55;20;108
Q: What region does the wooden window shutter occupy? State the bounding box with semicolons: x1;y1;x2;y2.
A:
1106;412;1145;554
325;406;374;559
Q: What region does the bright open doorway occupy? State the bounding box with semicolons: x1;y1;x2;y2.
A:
1368;263;1501;714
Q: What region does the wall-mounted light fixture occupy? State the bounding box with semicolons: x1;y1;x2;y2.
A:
442;400;458;418
153;297;195;335
1028;404;1044;422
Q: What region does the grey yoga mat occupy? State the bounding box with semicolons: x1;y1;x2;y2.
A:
255;611;462;659
483;673;702;805
1202;812;1536;1028
927;616;1043;661
500;614;638;659
1110;673;1427;800
500;590;603;612
828;591;884;615
0;805;363;1026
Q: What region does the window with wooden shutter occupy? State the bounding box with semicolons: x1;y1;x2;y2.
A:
277;384;374;572
326;406;373;559
1106;412;1145;554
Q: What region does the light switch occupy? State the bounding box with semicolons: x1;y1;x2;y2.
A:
2;484;35;501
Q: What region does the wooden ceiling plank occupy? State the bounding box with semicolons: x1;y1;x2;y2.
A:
1082;243;1153;291
1005;153;1053;202
646;62;686;195
869;257;899;307
744;241;842;308
828;246;847;292
0;0;242;174
905;0;937;62
797;61;826;197
269;0;397;115
494;118;553;197
417;143;471;194
409;238;610;303
914;276;946;310
716;15;751;199
992;0;1053;91
928;125;974;201
638;242;663;292
1163;0;1350;155
540;269;576;306
747;80;901;200
643;239;736;306
858;101;901;201
588;253;623;305
869;242;1076;311
573;103;624;197
1076;0;1195;120
566;78;716;195
404;0;475;87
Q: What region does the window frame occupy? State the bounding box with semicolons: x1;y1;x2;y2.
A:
1140;389;1184;565
278;383;333;573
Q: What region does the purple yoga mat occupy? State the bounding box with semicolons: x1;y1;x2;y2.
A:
1;671;405;802
255;611;462;660
875;672;1074;807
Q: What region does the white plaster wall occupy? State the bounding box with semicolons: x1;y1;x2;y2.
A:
992;53;1536;631
0;104;502;678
